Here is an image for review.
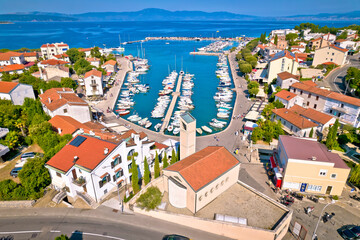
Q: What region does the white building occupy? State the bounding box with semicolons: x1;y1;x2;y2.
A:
86;57;101;68
84;69;104;96
322;33;337;43
41;42;69;59
0;82;35;105
275;90;303;109
0;64;26;76
0;52;25;66
267;50;299;83
270;29;298;38
45;133;166;204
276;72;300;89
102;60;117;73
39;88;91;123
337;29;357;36
334;39;359;51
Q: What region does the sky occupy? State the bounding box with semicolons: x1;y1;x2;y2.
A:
0;0;359;16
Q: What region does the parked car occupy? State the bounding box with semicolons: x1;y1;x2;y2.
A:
20;152;36;161
162;235;190;240
339;225;360;240
10;167;22;178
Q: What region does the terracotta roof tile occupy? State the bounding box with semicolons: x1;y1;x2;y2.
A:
0;82;19;93
272;108;318;129
39;88;88;111
102;60;117;66
277;71;300;81
154;142;169;149
84;69;102;78
302;80;317;87
46;135;117;172
164;146;239;192
40;59;69;66
289;105;333;125
23;52;38;57
41;44;55;48
79;48;92;52
275;90;298;101
86;57;100;62
0;51;23;61
139;132;147;139
0;64;25;73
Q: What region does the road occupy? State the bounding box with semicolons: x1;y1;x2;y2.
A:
323;54;360;95
0;207;232;240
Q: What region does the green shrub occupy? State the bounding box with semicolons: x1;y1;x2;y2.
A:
124;192;134;203
136;186;162;211
332;195;339;200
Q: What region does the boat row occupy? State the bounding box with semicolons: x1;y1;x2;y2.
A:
197;41;233;53
127;114;152;128
133;57;149;73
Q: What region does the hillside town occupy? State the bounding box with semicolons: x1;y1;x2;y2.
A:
0;22;360;240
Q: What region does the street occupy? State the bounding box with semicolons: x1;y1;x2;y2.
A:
0;206;232;240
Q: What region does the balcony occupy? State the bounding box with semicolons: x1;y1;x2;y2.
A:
90;83;98;87
331;105;348;114
72;176;86;187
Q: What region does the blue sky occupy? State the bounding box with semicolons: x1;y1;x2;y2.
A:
0;0;359;16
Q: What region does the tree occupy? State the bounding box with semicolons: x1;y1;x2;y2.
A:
176;146;180;162
309;128;314;138
60;77;77;90
90;47;102;58
251;127;263;143
274;34;278;45
154;151;160;179
3;131;20;150
143;157;150;185
248;88;259;96
239;63;252;74
73;58;93;75
337;31;348;40
326;119;339;150
131;157;140;194
286;33;298;45
162;152;168;169
66;48;85;64
350;164;360;187
136;186;162;211
170;149;177;165
55;235;69;240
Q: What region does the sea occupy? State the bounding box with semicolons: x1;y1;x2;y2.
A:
0;20;358;135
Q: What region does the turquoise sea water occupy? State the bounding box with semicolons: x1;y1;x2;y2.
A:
115;40;235;135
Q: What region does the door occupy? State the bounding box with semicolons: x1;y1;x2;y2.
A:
72;169;77;180
326;186;332;195
300;183;308;192
83;185;87;193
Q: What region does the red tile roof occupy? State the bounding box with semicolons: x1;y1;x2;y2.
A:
53;54;68;59
0;82;19;93
86;57;100;62
46;135;117;173
79;48;92;52
164;146;239;192
322;62;337;66
154;142;169;150
39;88;88;111
84;69;102;78
272;108;318;129
57;44;68;47
302;80;317;87
329;44;348;53
275;90;298;101
41;44;55;48
279;135;350;169
335;39;346;43
0;51;23;61
289;105;333;125
257;44;267;50
102;60;117;66
0;64;25;73
40;59;69;66
291;82;360;107
23;52;38;57
277;71;300;81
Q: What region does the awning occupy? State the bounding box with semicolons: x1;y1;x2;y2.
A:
244;111;261;121
100;172;109;178
112;154;120;159
270;156;277;168
117;179;124;185
115;167;123;173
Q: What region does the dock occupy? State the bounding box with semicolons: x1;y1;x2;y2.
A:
159;74;183;132
190;52;222;56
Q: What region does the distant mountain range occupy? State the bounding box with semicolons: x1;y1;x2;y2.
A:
1;8;360;22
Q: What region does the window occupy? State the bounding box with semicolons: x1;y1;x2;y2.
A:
210;188;214;193
205;192;208;197
330;58;333;62
216;184;219;190
199;196;202;201
307;184;322;192
56;172;61;178
308;93;311;98
293;89;296;93
307;101;310;106
128;163;132;170
330;109;333;114
316;96;319;101
314;104;317;109
337;112;341;117
331;173;337;179
319;169;327;176
341;103;344;108
104;189;108;194
99;174;110;188
111;156;122;168
332;53;335;56
300;91;303;95
91;79;96;85
63;109;67;113
115;169;124;179
127;149;137;161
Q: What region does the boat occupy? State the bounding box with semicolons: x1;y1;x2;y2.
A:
117;110;130;116
167;125;174;132
196;128;203;135
210;122;225;129
145;122;152;129
217;112;229;119
173;127;180;135
154;123;162;131
201;126;212;133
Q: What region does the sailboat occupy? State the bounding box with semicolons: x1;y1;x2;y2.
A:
114;34;125;53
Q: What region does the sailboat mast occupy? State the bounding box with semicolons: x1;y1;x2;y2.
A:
175;55;176;72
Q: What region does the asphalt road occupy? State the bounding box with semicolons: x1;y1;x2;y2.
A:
324;54;360;95
0;207;232;240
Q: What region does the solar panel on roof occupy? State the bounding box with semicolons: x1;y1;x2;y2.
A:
70;135;86;147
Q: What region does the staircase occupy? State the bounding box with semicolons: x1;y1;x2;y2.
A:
52;191;67;204
76;191;99;208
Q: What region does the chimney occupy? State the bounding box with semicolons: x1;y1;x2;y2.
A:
104;148;109;155
48;97;51;103
59;94;62;99
40;89;44;94
73;156;79;163
57;128;62;134
62;87;65;91
311;156;317;161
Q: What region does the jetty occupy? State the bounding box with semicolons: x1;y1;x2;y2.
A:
159;73;183;132
145;36;241;41
190;52;222;56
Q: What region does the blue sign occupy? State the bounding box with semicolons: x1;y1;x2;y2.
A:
300;183;308;192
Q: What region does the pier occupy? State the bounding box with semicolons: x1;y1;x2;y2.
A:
190;52;222;56
159;74;183;132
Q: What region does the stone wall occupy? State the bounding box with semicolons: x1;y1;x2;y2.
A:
0;200;35;208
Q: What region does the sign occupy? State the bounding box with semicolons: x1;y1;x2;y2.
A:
300;183;308;192
293;222;301;236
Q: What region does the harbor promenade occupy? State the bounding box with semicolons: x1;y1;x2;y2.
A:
190;52;221;56
159;74;183;132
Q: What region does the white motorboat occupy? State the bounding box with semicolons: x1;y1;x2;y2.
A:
167;125;174;132
145;121;152;129
154;123;162;131
217;112;229;119
173;127;180;135
196;128;203;135
201;126;212;133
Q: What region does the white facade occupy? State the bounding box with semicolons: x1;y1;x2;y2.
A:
47;134;156;203
335;40;359;51
276;75;299;89
275;95;303;109
337;29;357;36
270;29;298;38
0;84;35;105
0;54;25;66
44;103;91;123
323;99;360;128
41;42;69;59
84;74;104;96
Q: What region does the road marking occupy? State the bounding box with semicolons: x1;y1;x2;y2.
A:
50;230;61;233
332;71;344;93
72;231;126;240
0;230;42;234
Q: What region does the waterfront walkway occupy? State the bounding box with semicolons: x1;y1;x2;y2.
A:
190;52;221;56
160;74;183;132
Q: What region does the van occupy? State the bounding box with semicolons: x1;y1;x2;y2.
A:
20;152;36;161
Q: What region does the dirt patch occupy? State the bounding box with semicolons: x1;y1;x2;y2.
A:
72;198;92;209
33;189;68;208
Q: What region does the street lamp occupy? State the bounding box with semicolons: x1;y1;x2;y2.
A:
312;199;336;240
